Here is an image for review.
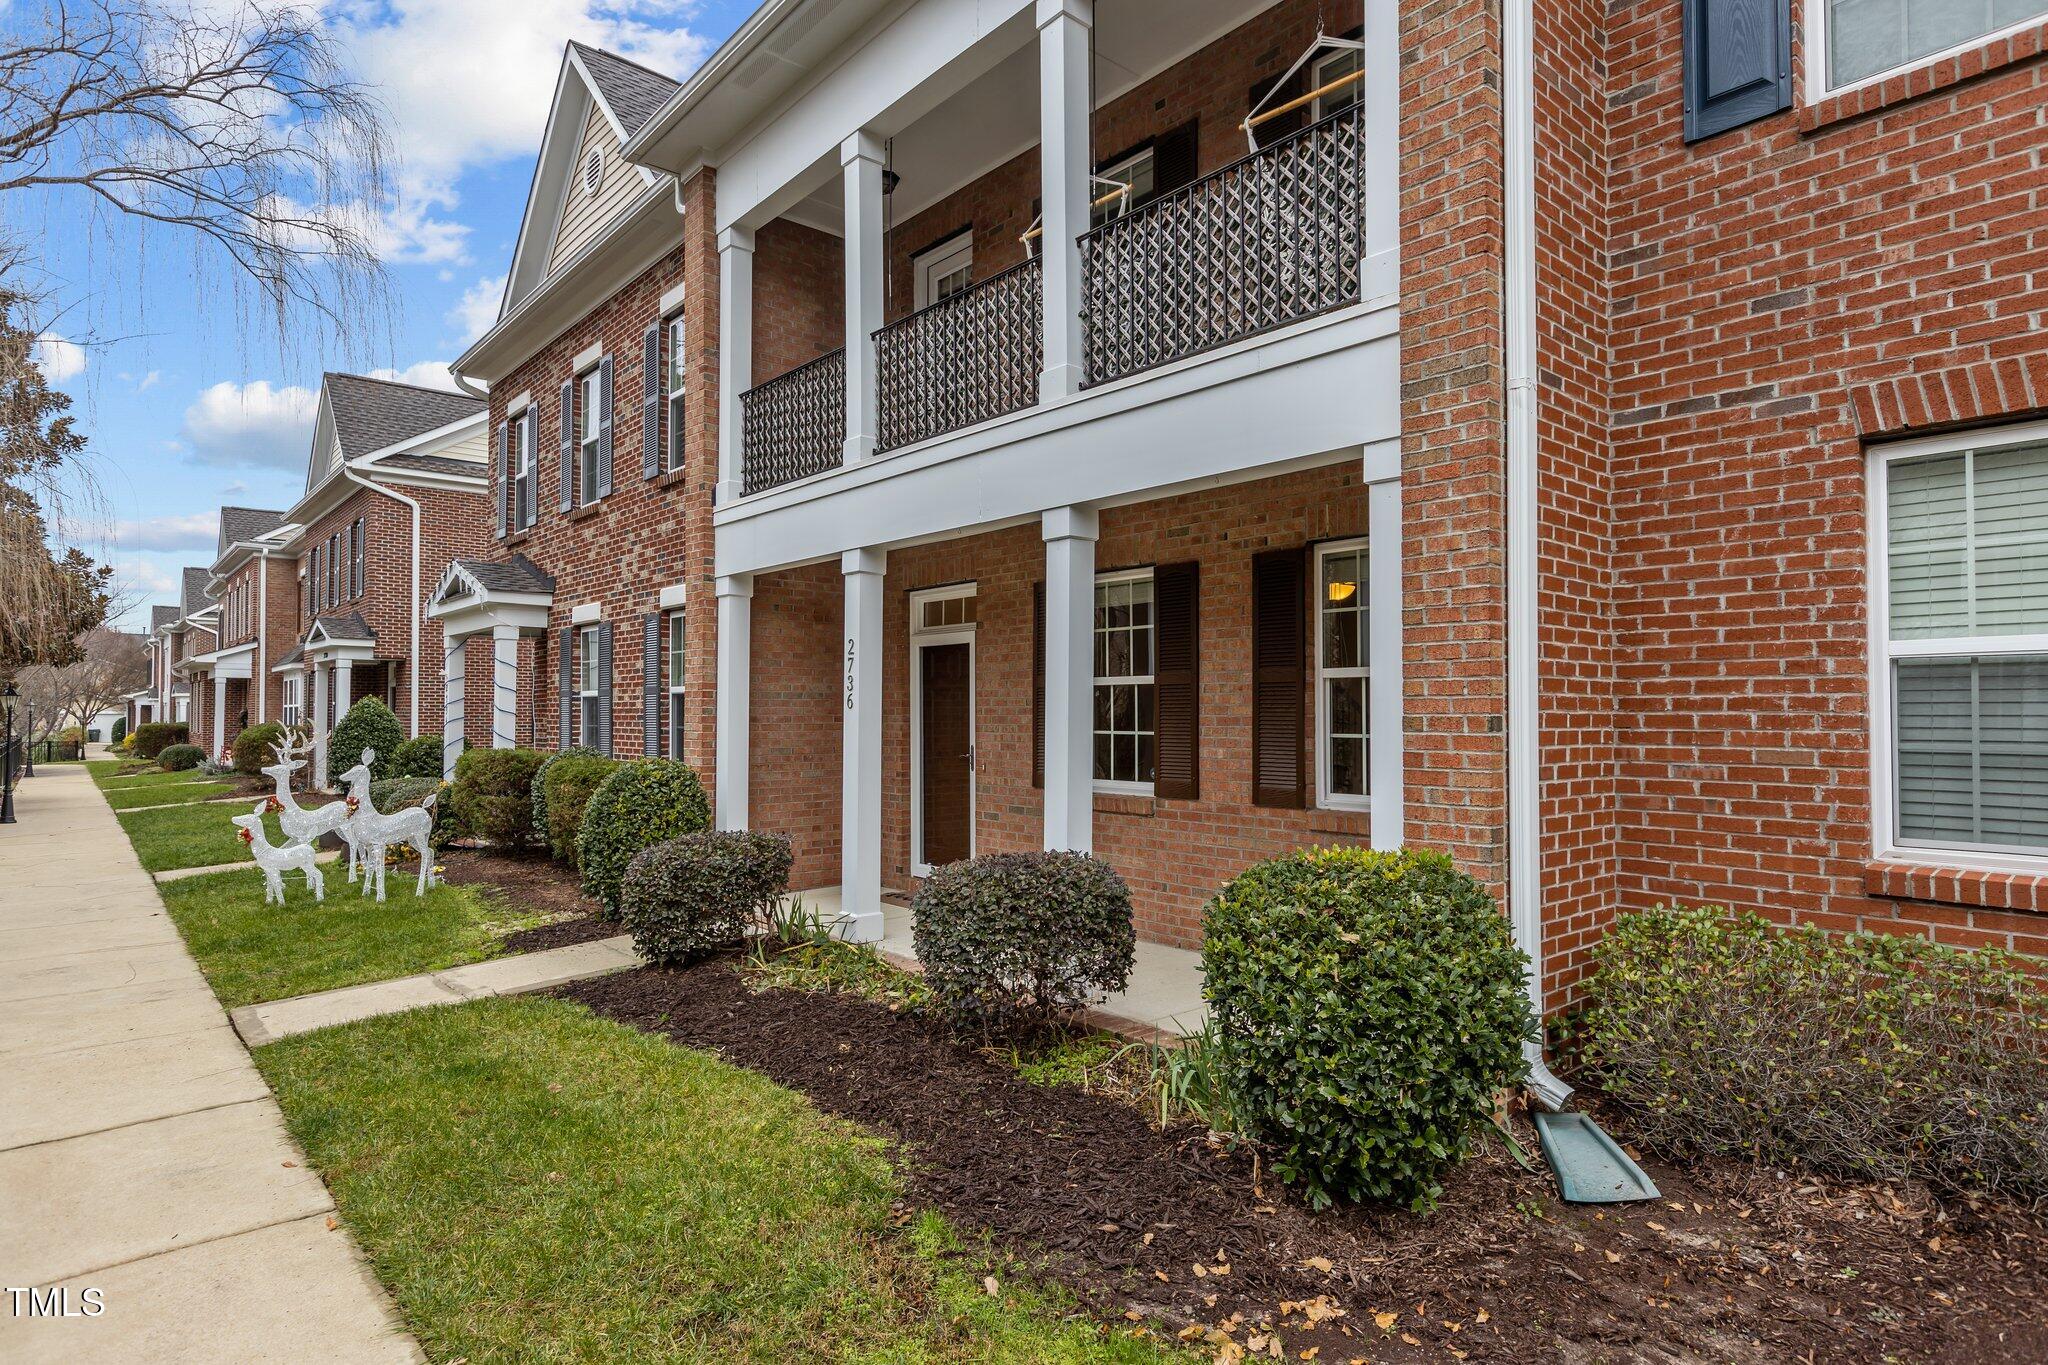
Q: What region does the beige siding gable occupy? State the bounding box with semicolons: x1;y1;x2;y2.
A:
548;101;644;273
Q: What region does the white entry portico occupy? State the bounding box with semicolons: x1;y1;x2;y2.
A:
427;557;557;779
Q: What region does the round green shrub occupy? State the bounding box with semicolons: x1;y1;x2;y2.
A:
231;721;285;776
576;759;710;915
1203;847;1534;1212
328;698;404;782
449;747;546;849
540;753;618;870
387;734;443;780
368;775;441;813
912;850;1135;1036
531;745;603;835
157;743;204;771
110;717;127;745
131;721;188;759
621;831;794;965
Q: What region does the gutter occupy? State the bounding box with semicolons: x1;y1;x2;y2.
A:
340;468;423;737
1505;0;1573;1112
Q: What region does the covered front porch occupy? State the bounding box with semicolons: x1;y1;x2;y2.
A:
427;556;558;779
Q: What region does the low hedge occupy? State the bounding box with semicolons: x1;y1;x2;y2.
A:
540;753;617;870
912;850;1135;1036
1580;906;2048;1200
368;775;441;814
157;743;205;771
531;746;602;837
387;734;443;780
448;747;545;849
231;721;285;776
131;721;188;759
577;759;711;915
1204;847;1535;1211
620;830;794;965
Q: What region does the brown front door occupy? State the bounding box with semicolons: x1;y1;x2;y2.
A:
919;642;972;868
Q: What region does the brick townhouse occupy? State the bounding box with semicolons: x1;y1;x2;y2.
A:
163;568;216;744
436;0;2048;1098
126;604;186;733
179;507;295;757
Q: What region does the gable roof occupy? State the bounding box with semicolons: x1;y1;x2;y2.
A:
435;555;558;604
306;612;375;645
150;604;180;633
569;43;680;141
324;374;484;462
181;568;216;618
219;506;286;553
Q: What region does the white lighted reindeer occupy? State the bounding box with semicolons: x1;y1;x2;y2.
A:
261;732;362;883
337;748;438;902
231;801;326;905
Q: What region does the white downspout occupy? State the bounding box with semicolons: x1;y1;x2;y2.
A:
341;468;422;737
256;557;268;723
1505;0;1573;1112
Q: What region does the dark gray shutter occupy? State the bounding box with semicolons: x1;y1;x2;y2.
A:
1250;548;1306;808
1248;73;1306;143
1149;121;1200;200
642;322;661;480
1683;0;1790;143
595;354;614;498
642;613;661;755
558;625;573;747
494;421;508;537
596;621;614;755
1031;581;1045;789
559;380;575;512
1152;561;1199;801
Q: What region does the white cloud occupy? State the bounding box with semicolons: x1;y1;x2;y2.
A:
181;379;320;470
33;333;85;381
449;273;506;344
112;512;220;552
368;361;461;392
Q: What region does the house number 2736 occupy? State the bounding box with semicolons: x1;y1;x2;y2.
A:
845;638;856;711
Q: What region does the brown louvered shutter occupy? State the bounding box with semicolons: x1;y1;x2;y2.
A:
1250;548;1306;808
1249;73;1307;143
1148;121;1200;201
1152;561;1199;800
1031;581;1046;789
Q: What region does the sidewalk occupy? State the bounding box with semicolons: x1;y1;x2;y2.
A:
0;764;422;1363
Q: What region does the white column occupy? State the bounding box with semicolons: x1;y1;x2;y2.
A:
334;658;354;721
211;674;227;757
714;574;754;831
442;632;466;780
839;548;886;942
1367;472;1405;850
310;662;330;788
1041;506;1097;852
491;625;519;750
1037;0;1093;401
1362;0;1401;301
716;226;756;505
841;131;886;465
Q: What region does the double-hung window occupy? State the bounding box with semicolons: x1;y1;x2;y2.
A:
281;676;300;727
510;411;532;527
1316;540;1371;809
665;315;686;472
666;612;686;759
1311;47;1362;120
1815;0;2048;95
1875;427;2048;862
1093;150;1153;229
1092;571;1155;792
578;368;602;503
577;624;601;745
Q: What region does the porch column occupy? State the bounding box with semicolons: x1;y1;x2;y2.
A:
211;674;227;757
1362;0;1401;300
491;625;519;750
1041;506;1097;853
1367;470;1406;849
716;227;756;505
442;631;466;780
310;662;330;788
840;548;886;942
842;131;886;465
1037;0;1092;401
334;658;354;723
714;574;754;830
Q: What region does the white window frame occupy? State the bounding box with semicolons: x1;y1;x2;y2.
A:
1092;148;1152;229
1311;46;1362;121
577;365;602;507
577;624;601;744
666;610;686;759
510;413;532;527
281;675;300;728
1315;538;1372;812
1867;420;2048;874
912;230;973;310
664;313;686;473
1807;0;2048;101
909;583;978;876
1092;568;1155;797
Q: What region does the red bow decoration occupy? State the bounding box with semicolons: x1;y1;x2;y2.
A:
264;796;283;814
238;827;254;844
345;796;360;813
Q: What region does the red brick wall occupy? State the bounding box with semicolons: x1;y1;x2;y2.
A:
749;560;844;889
753;219;843;385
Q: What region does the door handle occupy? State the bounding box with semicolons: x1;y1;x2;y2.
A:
964;744;975;771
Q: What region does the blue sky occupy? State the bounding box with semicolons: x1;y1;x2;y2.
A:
36;0;756;630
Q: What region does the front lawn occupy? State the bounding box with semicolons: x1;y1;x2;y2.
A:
158;868;551;1008
116;798;287;872
256;998;1174;1364
103;779;241;811
91;763;212;788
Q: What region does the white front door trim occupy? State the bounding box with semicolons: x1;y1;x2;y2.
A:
909;583;978;878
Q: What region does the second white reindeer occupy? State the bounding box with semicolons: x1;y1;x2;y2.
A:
261;732;362;882
231;801;325;906
337;748;438;902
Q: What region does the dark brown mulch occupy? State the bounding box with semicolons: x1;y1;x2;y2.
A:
436;847;619;953
556;961;2048;1363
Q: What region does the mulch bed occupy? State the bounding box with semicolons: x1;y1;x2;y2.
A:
436;847;620;953
557;961;2048;1363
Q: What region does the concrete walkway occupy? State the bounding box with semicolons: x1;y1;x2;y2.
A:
0;764;422;1363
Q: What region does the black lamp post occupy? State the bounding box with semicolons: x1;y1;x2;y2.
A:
2;682;19;824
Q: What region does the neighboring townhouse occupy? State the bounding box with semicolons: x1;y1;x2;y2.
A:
277;372;493;786
125;604;183;732
166;568;217;745
188;507;294;755
440;0;2048;1055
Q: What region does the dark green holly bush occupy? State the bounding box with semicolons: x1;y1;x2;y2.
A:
449;746;545;849
577;758;711;915
156;742;204;771
387;734;443;780
1581;905;2048;1199
1203;847;1534;1212
328;698;403;782
531;746;603;838
131;722;188;759
912;851;1135;1036
540;753;617;870
231;722;284;776
621;830;794;965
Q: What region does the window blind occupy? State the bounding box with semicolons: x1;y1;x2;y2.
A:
1887;441;2048;640
1896;656;2048;853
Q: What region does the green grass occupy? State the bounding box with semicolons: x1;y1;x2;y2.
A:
92;764;217;789
102;780;241;811
116;798;291;872
256;999;1177;1364
157;868;550;1008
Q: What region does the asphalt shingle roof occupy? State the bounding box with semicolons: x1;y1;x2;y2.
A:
150;604;180;632
180;567;216;617
324;373;484;461
218;506;286;549
309;612;375;643
571;43;681;139
455;555;557;596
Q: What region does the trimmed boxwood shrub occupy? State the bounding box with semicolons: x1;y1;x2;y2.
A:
157;743;205;771
1581;906;2048;1199
912;850;1136;1036
387;734;442;780
449;747;545;849
531;745;602;835
621;830;794;965
576;759;710;915
540;753;618;870
231;721;284;776
131;721;188;759
368;775;441;813
110;717;126;745
1203;847;1534;1211
328;697;404;781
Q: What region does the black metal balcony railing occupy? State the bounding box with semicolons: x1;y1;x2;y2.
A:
1080;103;1364;388
740;347;846;495
875;257;1043;452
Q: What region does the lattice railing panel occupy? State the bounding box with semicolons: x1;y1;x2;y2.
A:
1080;104;1364;387
741;348;847;495
875;258;1043;452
